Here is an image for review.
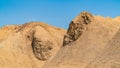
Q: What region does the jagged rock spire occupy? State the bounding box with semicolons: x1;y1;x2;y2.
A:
63;12;94;46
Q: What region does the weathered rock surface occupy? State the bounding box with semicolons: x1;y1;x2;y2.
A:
63;12;94;46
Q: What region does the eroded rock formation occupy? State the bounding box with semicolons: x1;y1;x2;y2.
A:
63;12;94;46
0;22;66;68
32;37;53;60
14;22;66;61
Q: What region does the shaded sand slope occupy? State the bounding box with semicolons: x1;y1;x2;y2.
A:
86;28;120;68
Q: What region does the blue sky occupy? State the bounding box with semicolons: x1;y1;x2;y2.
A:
0;0;120;29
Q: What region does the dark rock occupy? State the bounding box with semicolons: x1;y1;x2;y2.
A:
63;12;94;46
32;37;53;61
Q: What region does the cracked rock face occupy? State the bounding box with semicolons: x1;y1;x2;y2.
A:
32;38;53;60
63;12;94;46
26;25;60;61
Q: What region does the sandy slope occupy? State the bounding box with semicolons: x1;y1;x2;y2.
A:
86;28;120;68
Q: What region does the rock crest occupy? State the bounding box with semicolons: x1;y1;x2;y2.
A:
63;12;94;46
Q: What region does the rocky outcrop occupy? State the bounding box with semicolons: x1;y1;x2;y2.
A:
43;12;120;68
63;12;94;46
32;37;53;60
0;22;66;68
14;22;66;61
